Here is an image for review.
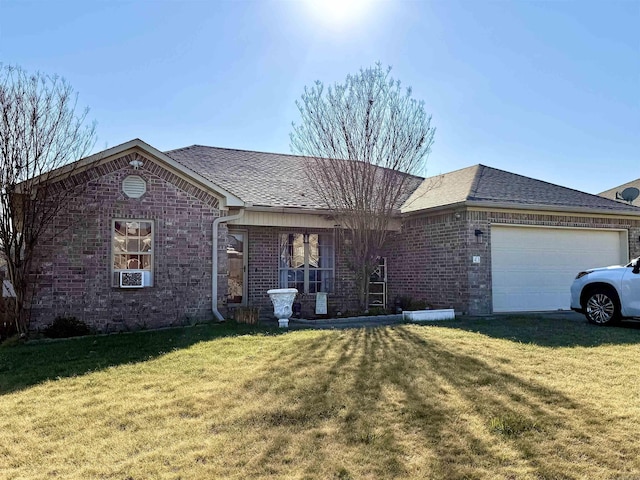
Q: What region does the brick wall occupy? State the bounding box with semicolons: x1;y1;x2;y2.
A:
387;208;640;316
225;226;358;319
29;151;640;331
385;211;471;313
30;152;222;332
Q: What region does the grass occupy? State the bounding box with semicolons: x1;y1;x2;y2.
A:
1;316;639;479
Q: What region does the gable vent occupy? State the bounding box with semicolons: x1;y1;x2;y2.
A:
122;175;147;198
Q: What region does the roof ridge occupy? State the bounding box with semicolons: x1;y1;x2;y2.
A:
166;144;426;181
165;144;309;160
467;165;484;200
423;163;481;179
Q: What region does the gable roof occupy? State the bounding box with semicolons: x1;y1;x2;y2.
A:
165;145;424;210
28;138;244;208
402;164;640;215
42;139;639;217
599;179;640;205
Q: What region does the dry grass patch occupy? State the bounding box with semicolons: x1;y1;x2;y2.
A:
1;318;640;479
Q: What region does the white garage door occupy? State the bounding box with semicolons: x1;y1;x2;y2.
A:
491;226;627;312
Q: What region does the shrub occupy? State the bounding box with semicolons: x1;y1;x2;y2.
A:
395;296;429;311
42;316;92;339
233;307;260;325
0;296;17;341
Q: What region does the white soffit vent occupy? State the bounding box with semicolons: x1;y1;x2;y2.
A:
122;175;147;198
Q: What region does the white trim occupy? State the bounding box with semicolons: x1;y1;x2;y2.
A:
402;200;640;219
278;231;335;294
229;209;402;230
112;219;154;287
227;229;249;307
122;175;147;198
212;209;246;321
27;138;245;209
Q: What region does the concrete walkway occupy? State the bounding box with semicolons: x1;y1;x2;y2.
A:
262;310;586;330
289;314;405;330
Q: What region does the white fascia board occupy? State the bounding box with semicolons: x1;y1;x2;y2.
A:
26;138;245;209
401;200;640;219
131;140;245;208
467;200;640;218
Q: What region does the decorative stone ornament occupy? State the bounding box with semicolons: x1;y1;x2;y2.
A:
267;288;298;328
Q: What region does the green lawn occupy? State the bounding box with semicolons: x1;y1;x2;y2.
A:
1;317;639;479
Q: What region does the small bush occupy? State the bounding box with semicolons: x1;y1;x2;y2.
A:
395;296;429;311
0;296;17;341
366;307;388;316
43;316;92;339
233;307;260;325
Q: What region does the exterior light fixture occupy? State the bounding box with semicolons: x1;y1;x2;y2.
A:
129;159;144;170
474;229;484;243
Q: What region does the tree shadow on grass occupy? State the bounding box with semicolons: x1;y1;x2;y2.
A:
0;322;283;395
434;314;640;348
236;326;635;479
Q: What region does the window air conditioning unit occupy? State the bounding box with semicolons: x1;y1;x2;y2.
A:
120;270;146;288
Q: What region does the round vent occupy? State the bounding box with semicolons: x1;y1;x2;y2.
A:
122;175;147;198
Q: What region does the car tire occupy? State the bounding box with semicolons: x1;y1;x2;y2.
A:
584;288;620;325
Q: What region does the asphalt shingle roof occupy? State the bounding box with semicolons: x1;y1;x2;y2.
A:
165;145;423;210
402;165;640;214
165;146;639;215
166;145;322;208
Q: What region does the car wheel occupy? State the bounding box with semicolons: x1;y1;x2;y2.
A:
584;289;620;325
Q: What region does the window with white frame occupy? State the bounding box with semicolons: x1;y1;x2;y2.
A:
279;233;334;293
112;220;154;286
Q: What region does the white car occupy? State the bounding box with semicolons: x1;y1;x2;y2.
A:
570;257;640;325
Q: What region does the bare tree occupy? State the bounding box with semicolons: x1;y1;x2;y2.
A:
290;64;435;310
0;65;96;335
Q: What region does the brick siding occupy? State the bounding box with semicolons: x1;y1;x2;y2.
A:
30;152;221;332
387;208;640;316
222;226;359;320
26;149;640;330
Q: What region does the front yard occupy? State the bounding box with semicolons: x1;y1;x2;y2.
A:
1;316;639;479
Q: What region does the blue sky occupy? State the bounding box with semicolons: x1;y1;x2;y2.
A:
1;0;638;194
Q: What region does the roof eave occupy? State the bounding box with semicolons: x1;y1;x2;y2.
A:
401;200;640;218
28;138;245;209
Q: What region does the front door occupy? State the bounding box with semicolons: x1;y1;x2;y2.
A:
227;230;248;306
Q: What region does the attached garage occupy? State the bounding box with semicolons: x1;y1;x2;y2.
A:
396;164;640;315
491;225;628;312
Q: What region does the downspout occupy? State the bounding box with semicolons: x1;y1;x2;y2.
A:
212;207;246;321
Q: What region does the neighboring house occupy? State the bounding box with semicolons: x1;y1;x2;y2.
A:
599;179;640;205
24;139;640;332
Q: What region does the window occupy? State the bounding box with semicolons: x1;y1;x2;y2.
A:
112;220;153;286
279;233;334;293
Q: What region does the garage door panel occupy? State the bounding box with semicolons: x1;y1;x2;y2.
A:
493;291;569;312
491;226;625;312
